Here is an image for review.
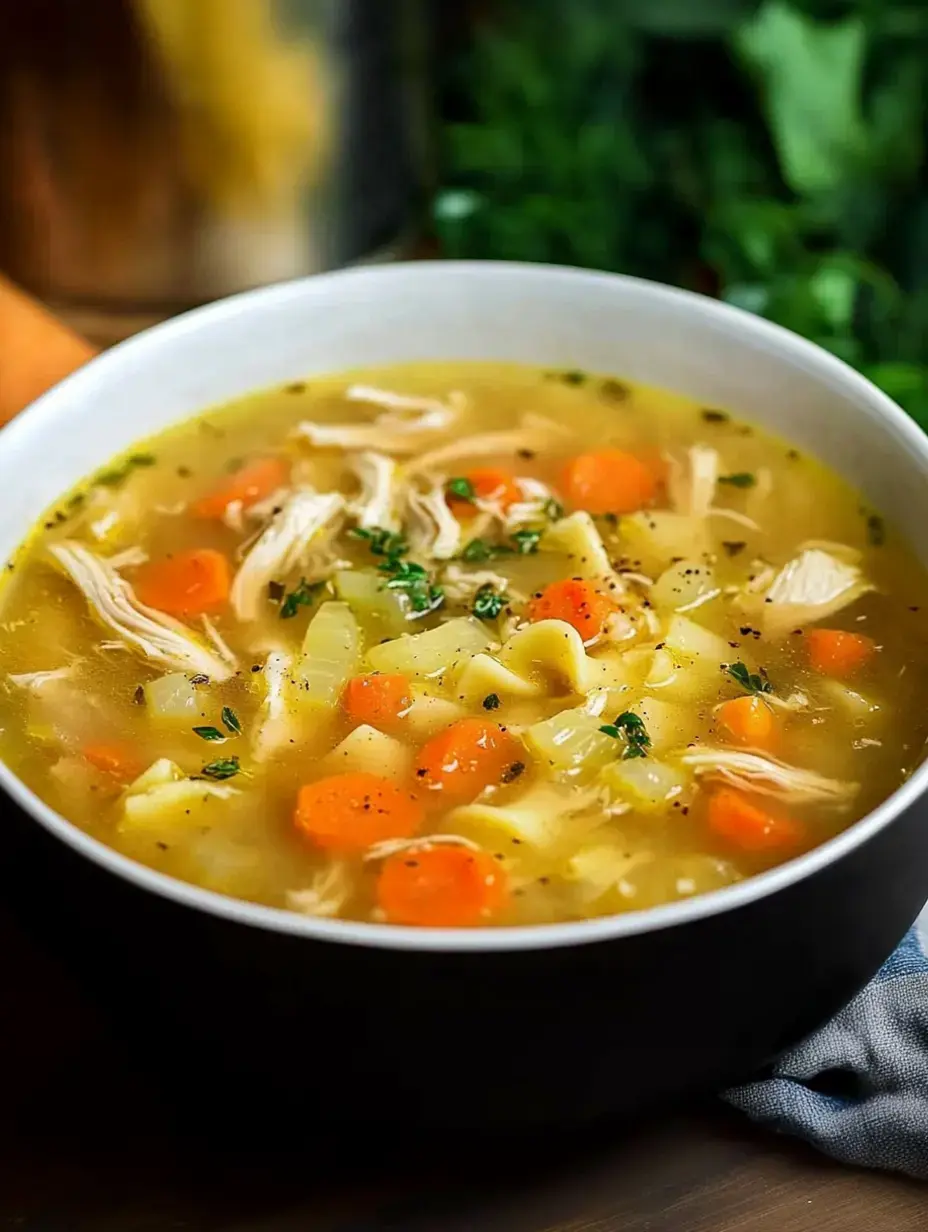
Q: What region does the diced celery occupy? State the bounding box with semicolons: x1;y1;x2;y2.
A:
294;601;360;712
143;673;205;728
600;757;689;810
651;560;719;614
525;710;617;780
334;569;408;638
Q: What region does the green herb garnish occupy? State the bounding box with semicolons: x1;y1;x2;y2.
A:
446;476;476;501
473;583;508;620
462;538;495;563
544;498;564;521
201;757;241;781
482;692;501;711
701;409;729;424
93;453;157;488
193;726;225;742
726;661;773;695
600;379;630;402
350;526;408;560
559;370;587;386
600;711;651;759
221;707;242;736
718;472;756;489
866;514;885;547
511;528;542;554
280;578;324;619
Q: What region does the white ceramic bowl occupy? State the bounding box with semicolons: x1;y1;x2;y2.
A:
3;263;928;1131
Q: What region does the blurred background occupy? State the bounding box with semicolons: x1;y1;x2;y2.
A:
1;0;926;424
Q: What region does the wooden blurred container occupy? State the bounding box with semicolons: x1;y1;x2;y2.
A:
0;0;432;344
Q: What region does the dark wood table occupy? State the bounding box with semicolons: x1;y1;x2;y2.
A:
3;894;924;1232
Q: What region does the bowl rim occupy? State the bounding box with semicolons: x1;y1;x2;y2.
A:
4;258;928;953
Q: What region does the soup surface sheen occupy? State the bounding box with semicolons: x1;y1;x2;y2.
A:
1;363;926;928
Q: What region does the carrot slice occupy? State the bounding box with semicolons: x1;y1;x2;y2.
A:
527;578;616;641
716;695;776;749
192;457;289;520
342;673;413;729
413;718;525;807
294;772;423;853
561;449;657;515
134;549;231;617
806;629;876;678
83;742;142;782
707;787;803;851
377;843;508;927
448;467;522;514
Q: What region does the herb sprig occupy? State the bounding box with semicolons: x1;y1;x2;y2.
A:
352;526;444;616
462;528;543;563
473;583;508;620
718;473;756;489
201;757;242;781
600;711;651;760
93;453;157;488
726;661;773;695
278;578;325;619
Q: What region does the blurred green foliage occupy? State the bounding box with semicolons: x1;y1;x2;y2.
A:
434;0;928;424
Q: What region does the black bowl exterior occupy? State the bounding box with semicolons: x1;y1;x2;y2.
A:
4;788;927;1135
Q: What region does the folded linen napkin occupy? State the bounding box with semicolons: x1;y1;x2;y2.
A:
726;915;928;1179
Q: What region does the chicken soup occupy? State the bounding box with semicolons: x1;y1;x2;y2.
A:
1;363;925;927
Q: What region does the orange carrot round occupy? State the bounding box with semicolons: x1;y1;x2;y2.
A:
413;718;525;807
806;629;876;678
134;549;231;617
83;742;142;782
377;843;508;927
294;772;423;853
342;673;412;729
448;467;522;514
707;787;803;851
192;457;290;520
561;449;657;515
527;578;616;641
716;695;776;749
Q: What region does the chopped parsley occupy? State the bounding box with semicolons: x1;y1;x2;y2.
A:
93;453;157;488
462;538;495;563
543;498;564;521
701;408;729;423
280;578;324;619
510;528;542;554
353;526;444;616
726;661;772;695
201;756;241;781
461;528;543;562
718;472;756;489
482;693;501;711
473;583;508;620
600;711;651;759
446;476;476;501
193;726;225;742
866;513;885;547
350;526;408;560
559;370;587;386
600;378;630;402
221;706;242;736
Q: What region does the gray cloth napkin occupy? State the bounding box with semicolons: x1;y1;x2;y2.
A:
726;921;928;1179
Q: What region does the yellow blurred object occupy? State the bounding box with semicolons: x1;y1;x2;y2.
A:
137;0;330;218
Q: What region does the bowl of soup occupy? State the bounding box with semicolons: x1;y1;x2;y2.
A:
2;262;928;1133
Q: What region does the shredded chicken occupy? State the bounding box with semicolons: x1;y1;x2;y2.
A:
294;387;462;455
668;444;762;532
409;413;570;474
748;548;874;638
347;451;403;532
405;480;462;560
8;665;78;691
287;862;352;918
230;490;345;621
252;651;293;761
681;747;857;806
442;565;526;604
49;541;237;680
107;546;149;570
363;834;481;862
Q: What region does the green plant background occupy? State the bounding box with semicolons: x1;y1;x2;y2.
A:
434;0;928;426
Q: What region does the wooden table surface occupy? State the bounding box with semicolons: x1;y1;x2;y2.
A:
2;895;924;1232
